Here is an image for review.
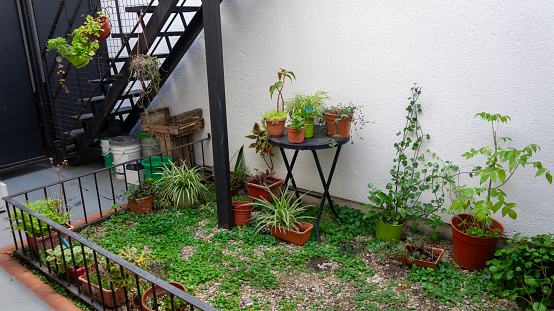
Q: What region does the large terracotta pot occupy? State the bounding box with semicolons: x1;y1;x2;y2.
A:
129;195;153;214
79;275;125;308
451;214;504;270
232;201;253;226
270;221;313;246
324;111;353;138
265;118;286;137
245;178;284;202
287;125;305;144
89;17;111;41
141;281;187;311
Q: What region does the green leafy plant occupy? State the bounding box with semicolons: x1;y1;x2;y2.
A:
287;112;305;134
252;185;313;233
82;11;109;39
262;109;287;121
246;169;275;186
46;244;94;274
46;19;101;62
11;198;72;237
124;178;155;205
450;112;552;235
245;123;275;171
285;90;329;118
269;68;295;113
157;161;207;207
364;84;453;225
487;233;554;311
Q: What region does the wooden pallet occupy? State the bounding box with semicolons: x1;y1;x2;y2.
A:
140;108;204;167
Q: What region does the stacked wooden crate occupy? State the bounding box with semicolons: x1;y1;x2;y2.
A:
140;108;204;167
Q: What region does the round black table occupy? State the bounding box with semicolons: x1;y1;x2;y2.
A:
268;125;349;243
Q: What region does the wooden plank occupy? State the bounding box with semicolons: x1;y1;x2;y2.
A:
141;119;204;135
173;108;202;123
140;107;171;125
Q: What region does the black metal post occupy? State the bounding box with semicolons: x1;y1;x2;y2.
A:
202;0;232;229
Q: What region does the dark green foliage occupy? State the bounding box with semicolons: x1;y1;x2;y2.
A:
488;234;554;311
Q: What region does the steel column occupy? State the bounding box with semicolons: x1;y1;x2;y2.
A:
202;0;232;229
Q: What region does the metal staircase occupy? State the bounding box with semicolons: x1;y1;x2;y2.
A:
22;0;214;164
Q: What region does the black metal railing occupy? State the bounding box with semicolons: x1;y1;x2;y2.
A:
3;136;218;311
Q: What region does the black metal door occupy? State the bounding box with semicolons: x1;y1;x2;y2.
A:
0;0;47;167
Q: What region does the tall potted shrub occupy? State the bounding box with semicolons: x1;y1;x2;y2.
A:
265;68;295;137
449;112;552;270
364;85;452;241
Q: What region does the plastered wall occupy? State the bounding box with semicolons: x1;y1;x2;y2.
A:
156;0;554;237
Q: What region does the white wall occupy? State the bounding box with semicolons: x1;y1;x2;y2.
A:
160;0;554;237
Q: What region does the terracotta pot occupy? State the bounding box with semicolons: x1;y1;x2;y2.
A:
324;111;353;138
141;281;187;311
265;118;286;137
232;201;253;226
79;275;126;308
129;195;153;214
287;125;305;144
27;225;74;252
398;245;444;269
89;17;111;41
67;266;86;280
270;221;313;246
245;178;284;202
451;214;504;270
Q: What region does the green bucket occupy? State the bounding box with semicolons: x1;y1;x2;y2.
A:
141;157;173;181
304;121;315;138
135;131;154;139
375;219;405;241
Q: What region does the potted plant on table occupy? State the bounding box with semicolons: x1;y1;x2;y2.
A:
286;112;306;144
285;90;329;138
253;185;314;246
449;112;552;270
245;169;284;202
157;161;207;208
125;178;155;213
364;85;453;242
265;68;295;137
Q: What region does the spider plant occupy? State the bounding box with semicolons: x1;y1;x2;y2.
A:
252;185;313;233
156;161;207;207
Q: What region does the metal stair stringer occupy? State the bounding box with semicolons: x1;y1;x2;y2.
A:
123;3;212;130
72;0;181;165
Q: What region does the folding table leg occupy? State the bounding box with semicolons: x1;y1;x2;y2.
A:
279;148;300;198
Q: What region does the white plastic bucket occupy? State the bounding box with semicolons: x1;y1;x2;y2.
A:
100;138;111;157
141;137;161;157
110;136;141;179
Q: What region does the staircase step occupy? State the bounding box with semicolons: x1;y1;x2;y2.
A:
78;89;145;105
62;129;85;139
125;5;200;13
100;53;169;63
71;106;133;122
111;31;184;39
88;74;125;85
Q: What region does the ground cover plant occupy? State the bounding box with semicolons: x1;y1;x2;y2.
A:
78;182;522;310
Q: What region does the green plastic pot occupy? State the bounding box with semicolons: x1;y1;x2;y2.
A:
135;131;154;139
65;54;90;69
304;121;315;138
375;219;405;241
141;157;172;181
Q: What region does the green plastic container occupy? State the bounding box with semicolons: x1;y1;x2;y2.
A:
104;154;113;168
304;121;315;138
375;219;405;241
141;157;173;181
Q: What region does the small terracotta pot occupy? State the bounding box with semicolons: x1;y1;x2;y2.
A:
270;221;313;246
232;201;253;226
79;275;125;308
451;214;504;270
141;281;187;311
27;225;74;252
89;17;111;41
324;111;353;138
129;195;153;214
265;118;286;137
398;245;444;269
245;178;284;202
67;266;86;280
287;125;305;144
